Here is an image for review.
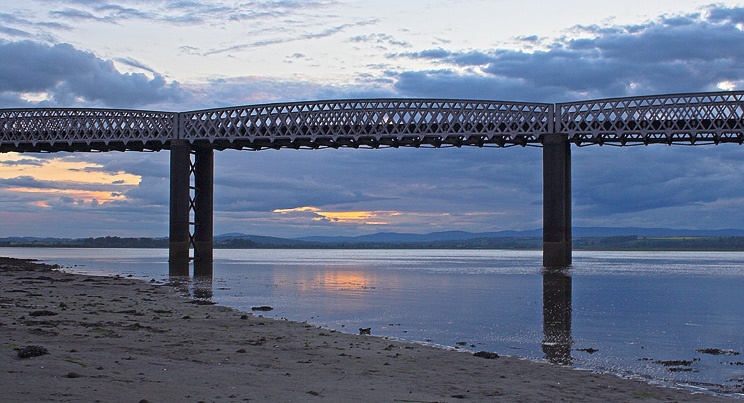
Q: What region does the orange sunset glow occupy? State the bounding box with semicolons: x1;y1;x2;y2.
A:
0;155;140;184
0;154;140;205
273;206;400;225
6;188;126;206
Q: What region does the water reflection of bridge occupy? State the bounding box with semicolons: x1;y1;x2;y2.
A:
2;91;744;276
543;269;572;365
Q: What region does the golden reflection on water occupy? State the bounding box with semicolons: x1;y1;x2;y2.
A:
311;270;378;295
267;268;389;313
275;267;394;294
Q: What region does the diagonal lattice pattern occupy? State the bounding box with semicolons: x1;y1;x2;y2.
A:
1;92;744;152
180;99;552;149
558;91;744;145
0;109;176;152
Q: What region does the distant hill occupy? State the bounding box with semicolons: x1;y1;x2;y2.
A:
295;227;744;244
3;227;744;250
214;233;310;246
570;227;744;237
296;229;543;244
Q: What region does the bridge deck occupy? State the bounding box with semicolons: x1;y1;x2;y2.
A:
1;92;744;152
559;92;744;146
0;109;174;153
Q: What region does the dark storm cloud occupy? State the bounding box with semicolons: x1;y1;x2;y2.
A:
389;6;744;101
0;40;185;108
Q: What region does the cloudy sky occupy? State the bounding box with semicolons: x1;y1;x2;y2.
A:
2;0;744;238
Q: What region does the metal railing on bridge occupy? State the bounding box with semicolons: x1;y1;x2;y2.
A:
558;91;744;146
2;91;744;152
179;99;552;149
0;108;175;152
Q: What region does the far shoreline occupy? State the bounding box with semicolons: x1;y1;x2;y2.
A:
5;234;744;251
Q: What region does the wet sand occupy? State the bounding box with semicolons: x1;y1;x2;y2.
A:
0;257;736;402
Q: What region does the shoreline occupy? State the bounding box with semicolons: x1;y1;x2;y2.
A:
1;257;738;402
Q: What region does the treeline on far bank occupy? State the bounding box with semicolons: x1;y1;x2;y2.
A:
573;235;744;251
3;235;744;251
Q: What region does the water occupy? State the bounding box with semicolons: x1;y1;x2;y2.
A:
2;248;743;397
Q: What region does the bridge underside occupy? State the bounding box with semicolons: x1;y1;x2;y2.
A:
195;133;540;151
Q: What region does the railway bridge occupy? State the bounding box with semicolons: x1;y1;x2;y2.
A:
2;91;743;277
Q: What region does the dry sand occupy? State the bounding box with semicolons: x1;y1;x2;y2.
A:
1;257;737;402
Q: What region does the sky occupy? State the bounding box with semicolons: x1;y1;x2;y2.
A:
2;0;744;238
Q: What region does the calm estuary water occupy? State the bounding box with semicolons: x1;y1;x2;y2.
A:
2;248;743;397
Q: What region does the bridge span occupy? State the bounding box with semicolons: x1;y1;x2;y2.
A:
1;91;743;276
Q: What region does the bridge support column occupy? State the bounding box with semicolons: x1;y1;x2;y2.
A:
543;134;572;267
192;147;214;277
169;140;191;276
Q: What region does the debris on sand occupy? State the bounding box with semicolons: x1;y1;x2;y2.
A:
473;351;499;359
576;347;599;354
17;345;49;358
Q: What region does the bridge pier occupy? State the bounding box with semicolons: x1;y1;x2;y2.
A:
169;140;191;276
192;146;214;278
543;134;572;267
168;141;214;277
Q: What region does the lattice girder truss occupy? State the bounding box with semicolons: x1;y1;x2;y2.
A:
0;109;175;152
179;99;553;150
559;91;744;146
2;92;744;152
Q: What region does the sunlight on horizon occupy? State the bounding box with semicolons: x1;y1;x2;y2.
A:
273;206;401;225
0;154;140;205
0;155;140;185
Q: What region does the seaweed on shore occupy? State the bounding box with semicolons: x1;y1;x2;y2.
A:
696;348;740;356
17;345;49;358
653;359;695;366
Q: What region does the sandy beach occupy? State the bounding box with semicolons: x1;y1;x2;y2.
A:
1;257;737;402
